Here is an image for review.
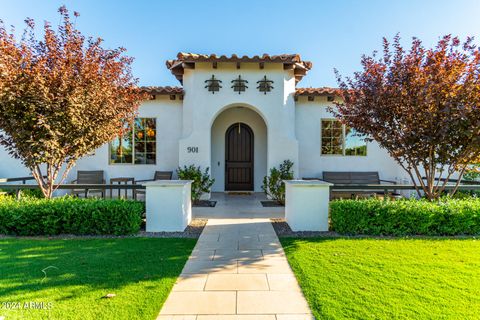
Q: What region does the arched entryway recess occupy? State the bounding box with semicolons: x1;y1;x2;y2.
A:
210;105;267;192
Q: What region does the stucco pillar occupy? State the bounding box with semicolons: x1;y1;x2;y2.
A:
144;180;192;232
284;180;332;231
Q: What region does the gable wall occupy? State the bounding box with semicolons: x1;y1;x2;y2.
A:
179;62;300;178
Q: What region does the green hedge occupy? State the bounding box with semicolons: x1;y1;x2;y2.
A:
0;196;144;236
330;198;480;236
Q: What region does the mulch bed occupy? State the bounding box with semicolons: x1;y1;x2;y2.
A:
271;218;338;238
139;218;208;238
270;219;477;239
261;200;284;207
193;200;217;207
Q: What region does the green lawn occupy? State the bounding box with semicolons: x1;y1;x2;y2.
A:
281;237;480;320
0;237;196;320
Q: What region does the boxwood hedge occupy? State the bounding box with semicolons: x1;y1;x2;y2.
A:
0;195;144;236
330;198;480;236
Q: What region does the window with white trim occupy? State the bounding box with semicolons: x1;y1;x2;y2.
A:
321;119;367;156
109;118;156;164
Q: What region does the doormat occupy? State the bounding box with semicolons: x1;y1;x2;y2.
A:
226;191;253;195
193;200;217;207
261;201;284;207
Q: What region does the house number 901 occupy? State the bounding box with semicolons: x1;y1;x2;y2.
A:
187;147;199;153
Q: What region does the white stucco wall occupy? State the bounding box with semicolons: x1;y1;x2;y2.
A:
0;61;414;190
179;62;300;180
68;96;183;183
0;96;183;183
0;144;31;179
295;96;408;182
211;107;267;192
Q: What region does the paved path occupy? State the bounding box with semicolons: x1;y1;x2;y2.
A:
158;218;314;320
193;193;284;219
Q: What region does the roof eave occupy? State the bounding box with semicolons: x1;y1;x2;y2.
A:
166;53;313;85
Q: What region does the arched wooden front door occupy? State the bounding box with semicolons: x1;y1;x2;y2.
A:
225;123;254;191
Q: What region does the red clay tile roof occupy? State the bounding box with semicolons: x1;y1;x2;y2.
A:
141;86;184;95
295;87;341;96
140;86;342;100
166;53;313;84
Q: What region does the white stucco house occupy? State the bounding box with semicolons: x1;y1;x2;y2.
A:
0;53;411;191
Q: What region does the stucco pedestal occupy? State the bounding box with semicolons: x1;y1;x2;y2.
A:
284;180;332;231
144;180;193;232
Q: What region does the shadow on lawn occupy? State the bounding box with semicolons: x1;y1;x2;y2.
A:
0;237;196;299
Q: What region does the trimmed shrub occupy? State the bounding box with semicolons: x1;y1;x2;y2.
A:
18;188;45;198
0;189;44;198
262;160;294;205
451;190;480;199
177;165;215;202
0;196;144;236
330;198;480;236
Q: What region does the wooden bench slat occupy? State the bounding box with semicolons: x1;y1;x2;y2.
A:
322;171;399;200
77;171;104;184
323;171;382;184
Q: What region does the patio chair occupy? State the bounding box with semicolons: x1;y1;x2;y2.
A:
71;170;106;198
134;171;173;199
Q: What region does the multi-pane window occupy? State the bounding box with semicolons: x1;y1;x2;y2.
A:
321;119;343;155
321;119;367;156
110;118;156;164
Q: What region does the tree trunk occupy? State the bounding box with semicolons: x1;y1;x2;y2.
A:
29;161;75;199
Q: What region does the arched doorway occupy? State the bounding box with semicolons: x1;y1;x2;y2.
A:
210;106;267;192
225;123;254;191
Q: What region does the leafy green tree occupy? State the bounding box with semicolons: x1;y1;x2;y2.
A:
0;7;146;198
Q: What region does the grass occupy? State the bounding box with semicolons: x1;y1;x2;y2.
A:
0;237;196;320
281;237;480;320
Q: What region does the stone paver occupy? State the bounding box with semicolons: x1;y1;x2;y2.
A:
267;273;303;291
172;274;208;291
276;315;316;320
205;274;269;291
237;291;311;314
157;316;197;320
237;259;292;274
159;291;236;315
181;259;238;274
213;249;263;261
196;316;275;320
158;218;314;319
192;192;284;219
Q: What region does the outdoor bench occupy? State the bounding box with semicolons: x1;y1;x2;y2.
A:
303;171;400;199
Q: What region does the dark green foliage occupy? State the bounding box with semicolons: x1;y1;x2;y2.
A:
0;196;144;235
0;188;44;198
19;188;45;198
451;190;480;199
262;160;294;205
330;198;480;236
177;165;215;202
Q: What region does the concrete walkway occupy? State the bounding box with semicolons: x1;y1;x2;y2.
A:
158;218;313;320
193;193;284;219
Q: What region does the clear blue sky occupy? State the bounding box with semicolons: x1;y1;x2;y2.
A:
2;0;480;88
